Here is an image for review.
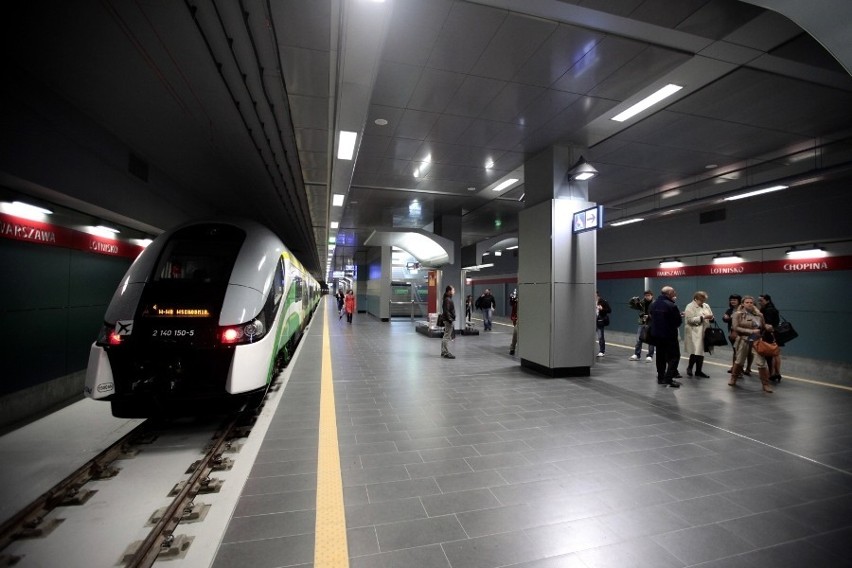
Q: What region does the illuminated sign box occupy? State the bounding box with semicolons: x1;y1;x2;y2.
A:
572;205;604;234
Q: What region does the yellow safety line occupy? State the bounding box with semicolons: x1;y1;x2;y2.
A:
314;306;349;566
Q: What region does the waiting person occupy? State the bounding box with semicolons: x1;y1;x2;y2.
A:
723;294;752;378
684;291;714;377
649;286;682;388
629;290;655;361
595;291;611;357
476;289;496;331
465;294;473;324
344;290;356;324
509;289;518;356
729;295;773;393
441;285;456;359
759;294;783;382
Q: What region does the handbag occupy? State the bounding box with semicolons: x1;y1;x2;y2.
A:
775;317;798;344
754;332;780;357
704;321;728;347
639;324;651;344
436;313;445;327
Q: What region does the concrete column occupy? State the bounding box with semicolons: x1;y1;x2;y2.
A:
518;146;597;376
379;245;391;321
434;211;463;330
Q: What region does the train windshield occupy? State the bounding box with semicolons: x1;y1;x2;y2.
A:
153;224;245;284
139;224;246;320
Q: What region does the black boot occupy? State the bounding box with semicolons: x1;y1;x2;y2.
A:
695;356;709;378
686;354;695;376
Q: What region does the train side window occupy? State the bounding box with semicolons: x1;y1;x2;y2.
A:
272;258;285;306
293;276;303;300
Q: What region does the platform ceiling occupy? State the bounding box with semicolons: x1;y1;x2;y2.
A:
5;0;852;279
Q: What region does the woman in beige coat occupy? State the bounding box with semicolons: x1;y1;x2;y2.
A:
684;291;714;377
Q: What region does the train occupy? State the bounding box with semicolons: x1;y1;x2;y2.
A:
84;219;320;417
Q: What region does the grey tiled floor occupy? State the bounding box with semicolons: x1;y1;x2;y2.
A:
214;301;852;568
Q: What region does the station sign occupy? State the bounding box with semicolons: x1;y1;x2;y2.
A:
572;205;603;234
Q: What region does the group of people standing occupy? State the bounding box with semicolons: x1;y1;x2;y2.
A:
643;286;783;393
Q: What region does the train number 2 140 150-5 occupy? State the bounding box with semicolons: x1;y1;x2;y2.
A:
152;329;195;337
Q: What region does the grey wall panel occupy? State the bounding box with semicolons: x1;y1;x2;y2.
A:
518;282;551;367
0;240;70;310
68;250;132;306
1;308;67;395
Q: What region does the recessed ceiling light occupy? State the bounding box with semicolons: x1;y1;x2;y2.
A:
330;221;339;229
610;218;644;227
611;84;683;122
337;130;357;160
374;118;388;126
492;178;519;192
723;185;788;201
332;194;345;207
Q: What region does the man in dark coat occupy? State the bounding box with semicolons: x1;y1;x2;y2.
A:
649;286;682;388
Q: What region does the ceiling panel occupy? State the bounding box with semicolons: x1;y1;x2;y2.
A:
382;0;453;67
552;35;647;95
479;82;546;123
394;109;441;140
279;46;329;97
407;68;467;113
470;12;557;81
371;61;423;107
426;2;507;73
444;76;505;118
288;94;328;129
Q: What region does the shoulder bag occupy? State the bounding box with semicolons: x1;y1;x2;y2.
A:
704;321;728;347
754;332;780;357
775;317;798;344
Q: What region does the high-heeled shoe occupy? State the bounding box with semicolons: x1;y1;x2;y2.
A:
695;371;710;378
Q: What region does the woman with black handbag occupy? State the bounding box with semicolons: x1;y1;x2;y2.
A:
683;291;715;377
759;294;783;382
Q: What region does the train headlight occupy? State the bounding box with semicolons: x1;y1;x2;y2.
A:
96;324;123;346
220;319;266;345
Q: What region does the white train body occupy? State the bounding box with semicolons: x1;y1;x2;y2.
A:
84;219;318;416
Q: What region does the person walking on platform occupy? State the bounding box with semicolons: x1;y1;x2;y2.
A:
344;289;356;324
465;294;473;324
441;285;456;359
684;291;714;377
650;286;682;388
595;291;612;357
336;290;345;320
476;289;496;331
729;296;773;393
509;289;519;356
629;290;655;361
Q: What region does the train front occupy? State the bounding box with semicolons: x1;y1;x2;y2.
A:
84;222;277;417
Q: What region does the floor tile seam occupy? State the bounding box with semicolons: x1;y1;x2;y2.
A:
230;506;318;521
220;529;317;546
575;375;852;477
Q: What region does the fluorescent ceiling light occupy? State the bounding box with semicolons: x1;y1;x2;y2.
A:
574;172;595;181
90;225;120;238
786;246;826;259
332;194;345;207
330;221;339;229
612;84;683;122
724;185;788;201
328;244;335;250
337;131;357;160
4;200;54;220
659;259;683;268
492;178;519;192
461;263;494;271
713;253;744;264
506;245;518;250
610;218;644;227
494;251;502;256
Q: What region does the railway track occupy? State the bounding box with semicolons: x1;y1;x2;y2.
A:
0;409;260;568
